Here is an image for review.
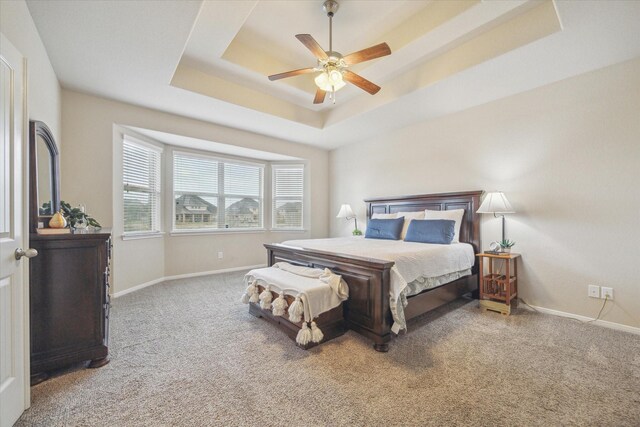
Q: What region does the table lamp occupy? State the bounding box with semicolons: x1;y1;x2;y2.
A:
476;191;515;243
336;204;362;235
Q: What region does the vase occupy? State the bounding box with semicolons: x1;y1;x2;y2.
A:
49;210;67;229
501;247;511;254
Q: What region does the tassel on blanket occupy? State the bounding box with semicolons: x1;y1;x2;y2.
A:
310;321;324;343
272;292;288;316
240;280;257;304
296;322;312;346
259;285;273;310
288;295;304;323
249;281;260;303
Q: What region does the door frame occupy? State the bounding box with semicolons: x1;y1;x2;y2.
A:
21;55;31;412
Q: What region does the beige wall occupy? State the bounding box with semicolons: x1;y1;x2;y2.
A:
329;58;640;329
1;0;61;144
61;90;329;294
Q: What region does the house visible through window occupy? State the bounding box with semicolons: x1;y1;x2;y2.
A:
173;153;219;229
173;152;264;231
122;138;162;234
272;165;304;229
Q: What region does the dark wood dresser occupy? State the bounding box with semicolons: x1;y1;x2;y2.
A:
29;229;112;384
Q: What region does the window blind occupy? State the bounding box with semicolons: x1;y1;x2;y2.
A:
173;152;263;230
174;153;218;194
123;138;162;233
224;163;261;197
272;165;304;229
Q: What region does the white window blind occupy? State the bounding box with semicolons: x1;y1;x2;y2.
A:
123;138;162;234
272;165;304;229
173;152;263;231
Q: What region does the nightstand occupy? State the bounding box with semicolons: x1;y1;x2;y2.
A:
476;252;521;315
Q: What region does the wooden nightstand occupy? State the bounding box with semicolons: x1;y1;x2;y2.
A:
476;252;521;315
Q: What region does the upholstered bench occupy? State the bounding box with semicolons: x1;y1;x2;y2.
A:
241;263;348;349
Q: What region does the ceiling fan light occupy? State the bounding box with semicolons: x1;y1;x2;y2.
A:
314;71;345;92
314;71;328;87
329;68;343;84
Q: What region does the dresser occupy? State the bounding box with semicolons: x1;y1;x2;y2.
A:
29;230;112;384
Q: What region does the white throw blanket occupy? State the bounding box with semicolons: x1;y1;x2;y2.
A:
244;262;349;322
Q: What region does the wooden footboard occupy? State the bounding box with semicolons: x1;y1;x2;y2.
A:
265;243;395;350
265;243;478;351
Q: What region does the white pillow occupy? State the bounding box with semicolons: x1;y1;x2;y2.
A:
371;213;398;219
397;211;425;240
424;209;465;243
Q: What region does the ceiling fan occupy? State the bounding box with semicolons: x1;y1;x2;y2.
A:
268;0;391;105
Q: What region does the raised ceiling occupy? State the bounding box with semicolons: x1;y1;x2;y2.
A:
26;0;640;149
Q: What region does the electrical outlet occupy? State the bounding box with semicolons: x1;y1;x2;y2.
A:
601;287;613;300
218;251;224;260
588;285;600;298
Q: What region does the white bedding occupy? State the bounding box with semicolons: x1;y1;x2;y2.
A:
280;237;475;332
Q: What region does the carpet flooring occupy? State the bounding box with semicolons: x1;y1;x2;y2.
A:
16;270;640;426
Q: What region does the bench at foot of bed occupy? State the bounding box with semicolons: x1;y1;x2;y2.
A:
248;300;346;350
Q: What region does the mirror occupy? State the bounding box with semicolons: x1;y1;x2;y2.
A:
36;135;53;215
29;121;60;232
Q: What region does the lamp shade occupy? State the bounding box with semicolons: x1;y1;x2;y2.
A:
477;192;515;214
336;204;355;219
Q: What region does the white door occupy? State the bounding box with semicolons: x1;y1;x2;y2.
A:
0;33;28;427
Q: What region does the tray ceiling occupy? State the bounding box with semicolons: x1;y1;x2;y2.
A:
26;0;640;148
174;0;561;124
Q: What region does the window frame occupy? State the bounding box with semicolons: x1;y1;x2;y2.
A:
172;150;265;234
271;163;305;231
122;136;163;237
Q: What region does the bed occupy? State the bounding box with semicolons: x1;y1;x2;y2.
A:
264;191;482;351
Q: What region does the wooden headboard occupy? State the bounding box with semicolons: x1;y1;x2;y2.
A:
365;191;483;256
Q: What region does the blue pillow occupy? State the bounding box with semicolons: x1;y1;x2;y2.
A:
404;219;455;244
365;218;404;240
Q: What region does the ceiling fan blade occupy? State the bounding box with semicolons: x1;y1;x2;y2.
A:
268;67;316;81
343;43;391;66
342;70;381;95
313;88;326;104
295;34;329;60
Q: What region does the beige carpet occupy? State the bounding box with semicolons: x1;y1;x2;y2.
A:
17;270;640;426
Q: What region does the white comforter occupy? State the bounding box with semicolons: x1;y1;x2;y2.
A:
281;237;475;332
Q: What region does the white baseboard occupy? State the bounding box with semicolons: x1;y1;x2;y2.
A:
522;302;640;335
111;264;266;298
111;277;165;299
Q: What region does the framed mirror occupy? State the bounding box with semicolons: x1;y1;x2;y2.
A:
29;120;60;232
